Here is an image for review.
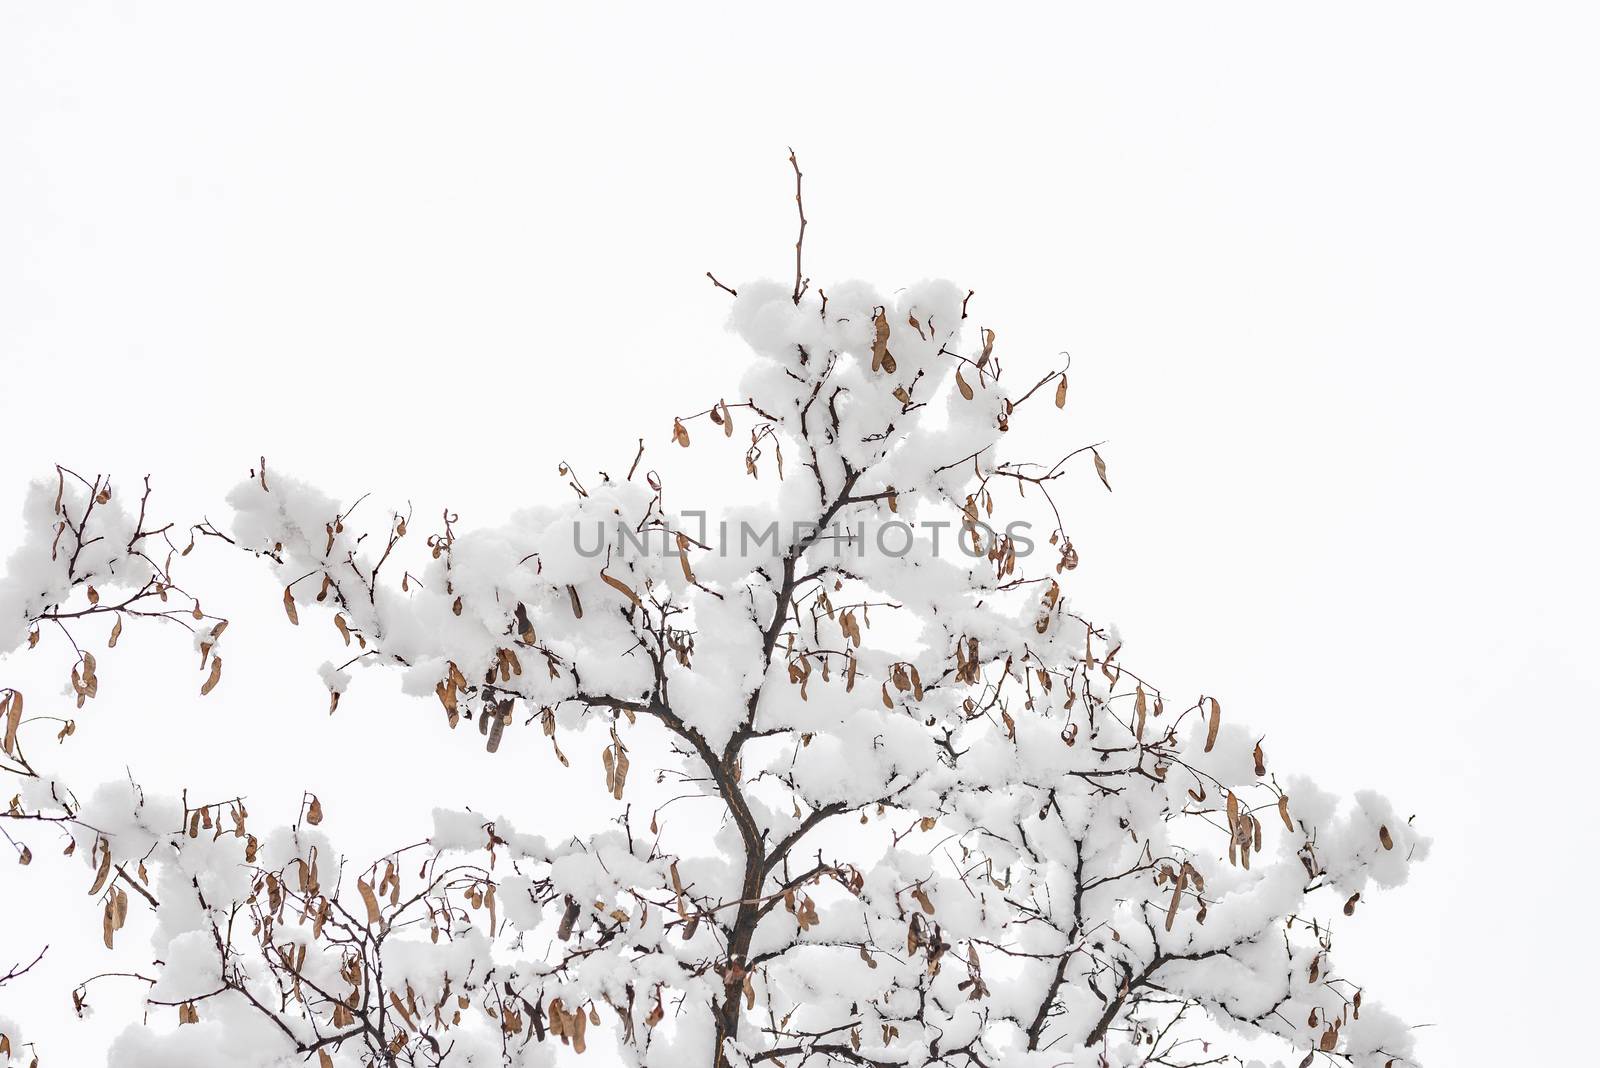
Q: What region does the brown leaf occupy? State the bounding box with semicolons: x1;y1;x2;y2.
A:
358;878;382;926
1091;447;1112;492
305;795;323;826
87;838;112;896
871;308;891;372
200;655;223;696
1204;697;1220;752
1;691;20;756
676;534;697;585
389;991;416;1030
613;748;629;800
955;368;974;401
1054;373;1068;408
1164;883;1182;931
282;586;299;625
601;570;642;607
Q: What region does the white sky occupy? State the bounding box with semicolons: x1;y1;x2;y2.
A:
3;3;1598;1065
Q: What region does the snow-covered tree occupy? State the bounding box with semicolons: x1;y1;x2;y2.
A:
1;201;1427;1067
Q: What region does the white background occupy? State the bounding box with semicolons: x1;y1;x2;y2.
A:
3;3;1598;1065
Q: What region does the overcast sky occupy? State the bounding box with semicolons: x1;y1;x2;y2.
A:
3;4;1598;1065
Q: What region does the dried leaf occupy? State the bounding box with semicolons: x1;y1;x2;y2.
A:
358;878;382;926
1091;447;1112;492
87;838;112;896
1;692;19;756
871;308;891;372
601;570;642;607
200;655;223;696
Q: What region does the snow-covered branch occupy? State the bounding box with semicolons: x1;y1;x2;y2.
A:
2;276;1428;1068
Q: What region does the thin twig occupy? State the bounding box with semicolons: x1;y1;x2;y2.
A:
787;148;807;305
